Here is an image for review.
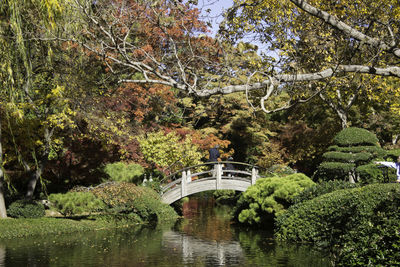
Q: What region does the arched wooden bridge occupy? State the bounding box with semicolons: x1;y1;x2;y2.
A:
160;162;261;204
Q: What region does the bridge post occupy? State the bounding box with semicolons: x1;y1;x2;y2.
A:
181;171;187;198
251;167;257;185
216;163;222;190
187;170;191;183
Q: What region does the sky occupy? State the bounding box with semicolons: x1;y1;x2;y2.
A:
195;0;234;36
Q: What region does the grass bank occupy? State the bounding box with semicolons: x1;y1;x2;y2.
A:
1;182;179;239
0;217;124;239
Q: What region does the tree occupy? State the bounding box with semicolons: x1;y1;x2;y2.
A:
0;0;77;200
57;0;400;115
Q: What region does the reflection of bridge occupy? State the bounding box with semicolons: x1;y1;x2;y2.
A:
161;162;260;204
162;230;244;265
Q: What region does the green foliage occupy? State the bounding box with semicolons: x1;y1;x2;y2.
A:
322;151;372;163
91;182;177;223
103;162;145;184
138;130;204;174
0;217;123;239
7;200;45;218
333;127;380;146
275;183;400;266
213;190;239;205
317;127;384;182
328;145;386;156
355;163;386;184
386;148;400;161
49;192;106;216
317;162;355;180
293;180;360;204
234;173;315;225
263;164;296;177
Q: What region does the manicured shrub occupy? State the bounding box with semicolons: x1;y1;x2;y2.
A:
355;163;386;184
293;180;359;204
234;173;315;225
103;162;145;184
317;162;355;181
7;200;45;218
333;127;379;146
316;127;385;182
275;183;400;266
48;192;106;216
385;148;400;161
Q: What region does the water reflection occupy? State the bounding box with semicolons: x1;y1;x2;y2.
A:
163;230;244;266
0;197;331;267
0;244;5;267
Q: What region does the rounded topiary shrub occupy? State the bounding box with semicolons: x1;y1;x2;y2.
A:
333;127;379;146
7;200;45;218
317;127;385;183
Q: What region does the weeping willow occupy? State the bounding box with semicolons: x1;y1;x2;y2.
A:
0;0;64;205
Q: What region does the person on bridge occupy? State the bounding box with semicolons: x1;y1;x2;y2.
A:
208;145;220;163
224;156;235;177
375;156;400;183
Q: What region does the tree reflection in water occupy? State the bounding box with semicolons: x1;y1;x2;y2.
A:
0;196;331;267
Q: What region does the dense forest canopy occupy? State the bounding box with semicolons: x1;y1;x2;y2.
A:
0;0;400;217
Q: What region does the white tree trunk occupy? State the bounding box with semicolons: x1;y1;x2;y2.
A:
0;120;7;218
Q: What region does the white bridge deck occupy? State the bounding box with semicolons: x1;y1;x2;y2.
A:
160;162;260;204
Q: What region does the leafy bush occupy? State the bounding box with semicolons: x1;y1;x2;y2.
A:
213;190;239;205
234;173;315;225
317;127;385;182
7;200;45;218
293;180;359;204
333;127;379;146
322;151;372;163
103;162;145;184
317;162;355;181
275;183;400;266
355;163;386;184
386;148;400;161
328;145;385;155
91;182;177;223
49;192;106;216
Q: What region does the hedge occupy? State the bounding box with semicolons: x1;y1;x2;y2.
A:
275;183;400;266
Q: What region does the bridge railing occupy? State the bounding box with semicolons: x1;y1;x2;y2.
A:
160;161;260;196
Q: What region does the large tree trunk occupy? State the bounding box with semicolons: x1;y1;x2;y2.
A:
0;172;7;218
25;127;52;200
25;162;44;200
0;119;7;218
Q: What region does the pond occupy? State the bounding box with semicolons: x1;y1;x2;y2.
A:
0;196;331;267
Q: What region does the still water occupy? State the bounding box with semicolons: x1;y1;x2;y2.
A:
0;197;330;267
